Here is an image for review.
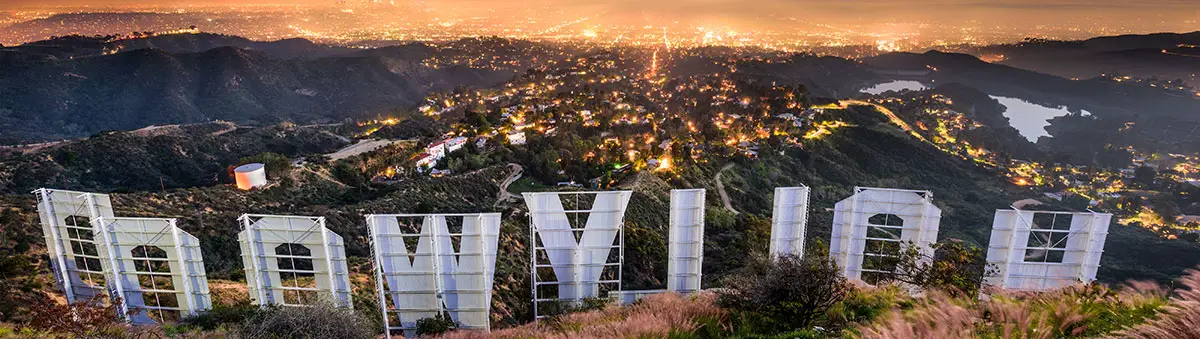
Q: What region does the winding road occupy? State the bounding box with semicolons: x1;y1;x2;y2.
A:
839;100;929;143
495;163;524;207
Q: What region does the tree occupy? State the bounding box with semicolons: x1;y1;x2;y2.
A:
887;241;996;297
1134;166;1157;188
330;162;367;187
415;313;456;336
239;152;293;180
1150;198;1182;223
717;253;853;331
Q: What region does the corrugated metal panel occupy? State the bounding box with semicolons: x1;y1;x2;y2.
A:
769;186;811;258
94;217;211;325
237;214;353;308
668;189;705;294
831;187;941;282
984;210;1111;291
367;213;501;337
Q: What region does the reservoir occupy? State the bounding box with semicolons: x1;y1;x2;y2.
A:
991;96;1087;142
860;80;928;95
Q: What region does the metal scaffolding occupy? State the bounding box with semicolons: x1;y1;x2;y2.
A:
93;217;211;324
667;189;706;294
831;187;942;283
34;188;116;304
524;191;631;321
985;209;1111;291
366;213;501;338
238;214;353;308
769;186;811;258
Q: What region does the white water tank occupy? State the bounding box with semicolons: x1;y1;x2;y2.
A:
234;163;268;190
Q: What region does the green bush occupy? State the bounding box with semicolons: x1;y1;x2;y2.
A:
180;301;261;331
415;313;457;336
717;253;853;334
826;286;910;330
538;297;610;319
239;152;293;180
872;241;995;297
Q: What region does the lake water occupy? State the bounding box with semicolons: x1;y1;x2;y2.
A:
990;96;1088;142
860;80;928;95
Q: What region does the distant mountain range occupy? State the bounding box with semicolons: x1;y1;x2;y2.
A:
2;33;358;60
950;31;1200;88
860;49;1200;162
0;36;565;143
2;31;1197;156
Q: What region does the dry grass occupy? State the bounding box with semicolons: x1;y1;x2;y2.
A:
856;281;1169;339
855;291;978;339
1113;270;1200;339
207;279;250;306
439;292;725;339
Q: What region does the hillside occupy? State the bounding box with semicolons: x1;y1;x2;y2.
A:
3;98;1198;329
959;31;1200;88
0;122;348;193
1;33;1199;336
864;51;1200;121
863;50;1200;162
0;37;566;143
732;53;882;98
0;33;357;60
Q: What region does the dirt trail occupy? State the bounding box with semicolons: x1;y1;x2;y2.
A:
715;163;740;215
495;163;524;207
300;167;347;187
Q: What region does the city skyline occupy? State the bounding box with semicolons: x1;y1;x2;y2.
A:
2;0;1196;48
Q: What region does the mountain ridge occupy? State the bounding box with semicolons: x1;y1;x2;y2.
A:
0;40;544;143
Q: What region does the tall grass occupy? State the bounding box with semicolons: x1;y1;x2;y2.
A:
1115;269;1200;339
855;282;1168;339
439;292;725;339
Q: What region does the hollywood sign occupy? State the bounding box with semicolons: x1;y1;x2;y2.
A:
35;185;1110;332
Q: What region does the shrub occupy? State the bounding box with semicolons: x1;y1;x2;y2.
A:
22;295;130;338
538;297;610;319
237;301;374;339
179;300;261;331
827;285;911;330
238;152;293;180
884;241;995;297
416;313;456;336
717;253;853;333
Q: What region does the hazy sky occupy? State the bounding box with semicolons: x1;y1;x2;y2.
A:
2;0;1197;9
2;0;1195;42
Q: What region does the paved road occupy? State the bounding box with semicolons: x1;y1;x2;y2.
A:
326;139;403;161
1162;49;1200;58
839;100;929;143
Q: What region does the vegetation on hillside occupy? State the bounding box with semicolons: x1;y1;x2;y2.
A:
1;34;1199;338
0;123;348;193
